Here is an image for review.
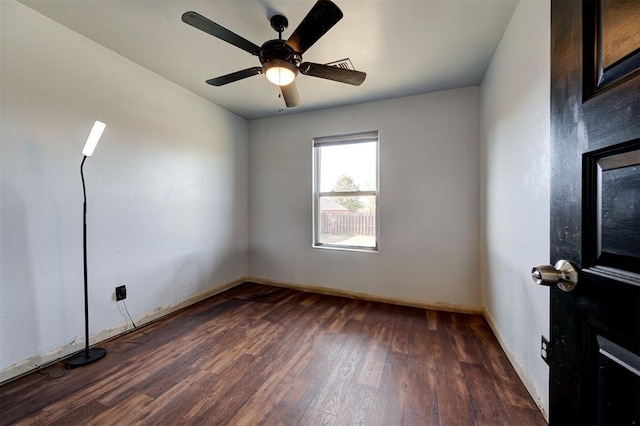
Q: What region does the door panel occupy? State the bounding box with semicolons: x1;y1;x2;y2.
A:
584;143;640;273
583;0;640;98
599;0;640;69
550;0;640;424
596;334;640;425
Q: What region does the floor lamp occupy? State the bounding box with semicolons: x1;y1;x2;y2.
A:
66;120;108;368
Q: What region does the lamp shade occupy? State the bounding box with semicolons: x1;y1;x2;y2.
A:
82;121;106;157
264;60;298;86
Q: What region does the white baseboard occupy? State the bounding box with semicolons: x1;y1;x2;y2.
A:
0;278;246;386
247;276;484;314
483;308;549;422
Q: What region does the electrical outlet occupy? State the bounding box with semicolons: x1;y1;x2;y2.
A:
115;285;127;301
541;335;550;365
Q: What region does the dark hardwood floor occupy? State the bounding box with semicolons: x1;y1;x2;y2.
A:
0;283;546;425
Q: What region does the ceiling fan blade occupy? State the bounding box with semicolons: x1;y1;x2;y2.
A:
285;0;343;54
206;67;263;86
300;62;366;86
280;82;301;107
182;11;261;56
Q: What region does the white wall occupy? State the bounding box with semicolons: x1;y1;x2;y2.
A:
479;0;550;417
249;87;480;309
0;0;248;381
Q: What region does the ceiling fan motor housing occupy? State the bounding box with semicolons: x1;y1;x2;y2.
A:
259;39;300;78
260;40;300;65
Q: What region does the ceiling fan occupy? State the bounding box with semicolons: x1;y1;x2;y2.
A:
181;0;367;108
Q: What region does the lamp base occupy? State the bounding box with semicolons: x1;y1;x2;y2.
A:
65;348;107;368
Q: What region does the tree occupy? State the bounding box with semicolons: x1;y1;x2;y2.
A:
332;174;363;212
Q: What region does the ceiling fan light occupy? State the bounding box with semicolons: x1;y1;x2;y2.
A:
264;59;298;86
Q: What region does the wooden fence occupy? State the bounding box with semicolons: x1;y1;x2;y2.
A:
320;211;375;235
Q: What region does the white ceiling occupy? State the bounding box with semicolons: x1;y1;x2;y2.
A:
17;0;518;120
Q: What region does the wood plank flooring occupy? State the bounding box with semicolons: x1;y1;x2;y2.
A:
0;283;546;425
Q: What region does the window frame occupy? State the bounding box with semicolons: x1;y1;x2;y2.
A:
312;130;380;252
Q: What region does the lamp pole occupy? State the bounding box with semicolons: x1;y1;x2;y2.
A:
66;122;107;368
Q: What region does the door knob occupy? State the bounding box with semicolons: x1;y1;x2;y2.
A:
531;260;578;292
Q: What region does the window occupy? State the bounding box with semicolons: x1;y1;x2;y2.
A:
313;131;379;252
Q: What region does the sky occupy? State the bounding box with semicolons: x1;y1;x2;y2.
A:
318;141;377;192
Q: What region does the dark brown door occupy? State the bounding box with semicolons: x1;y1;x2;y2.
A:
549;0;639;424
